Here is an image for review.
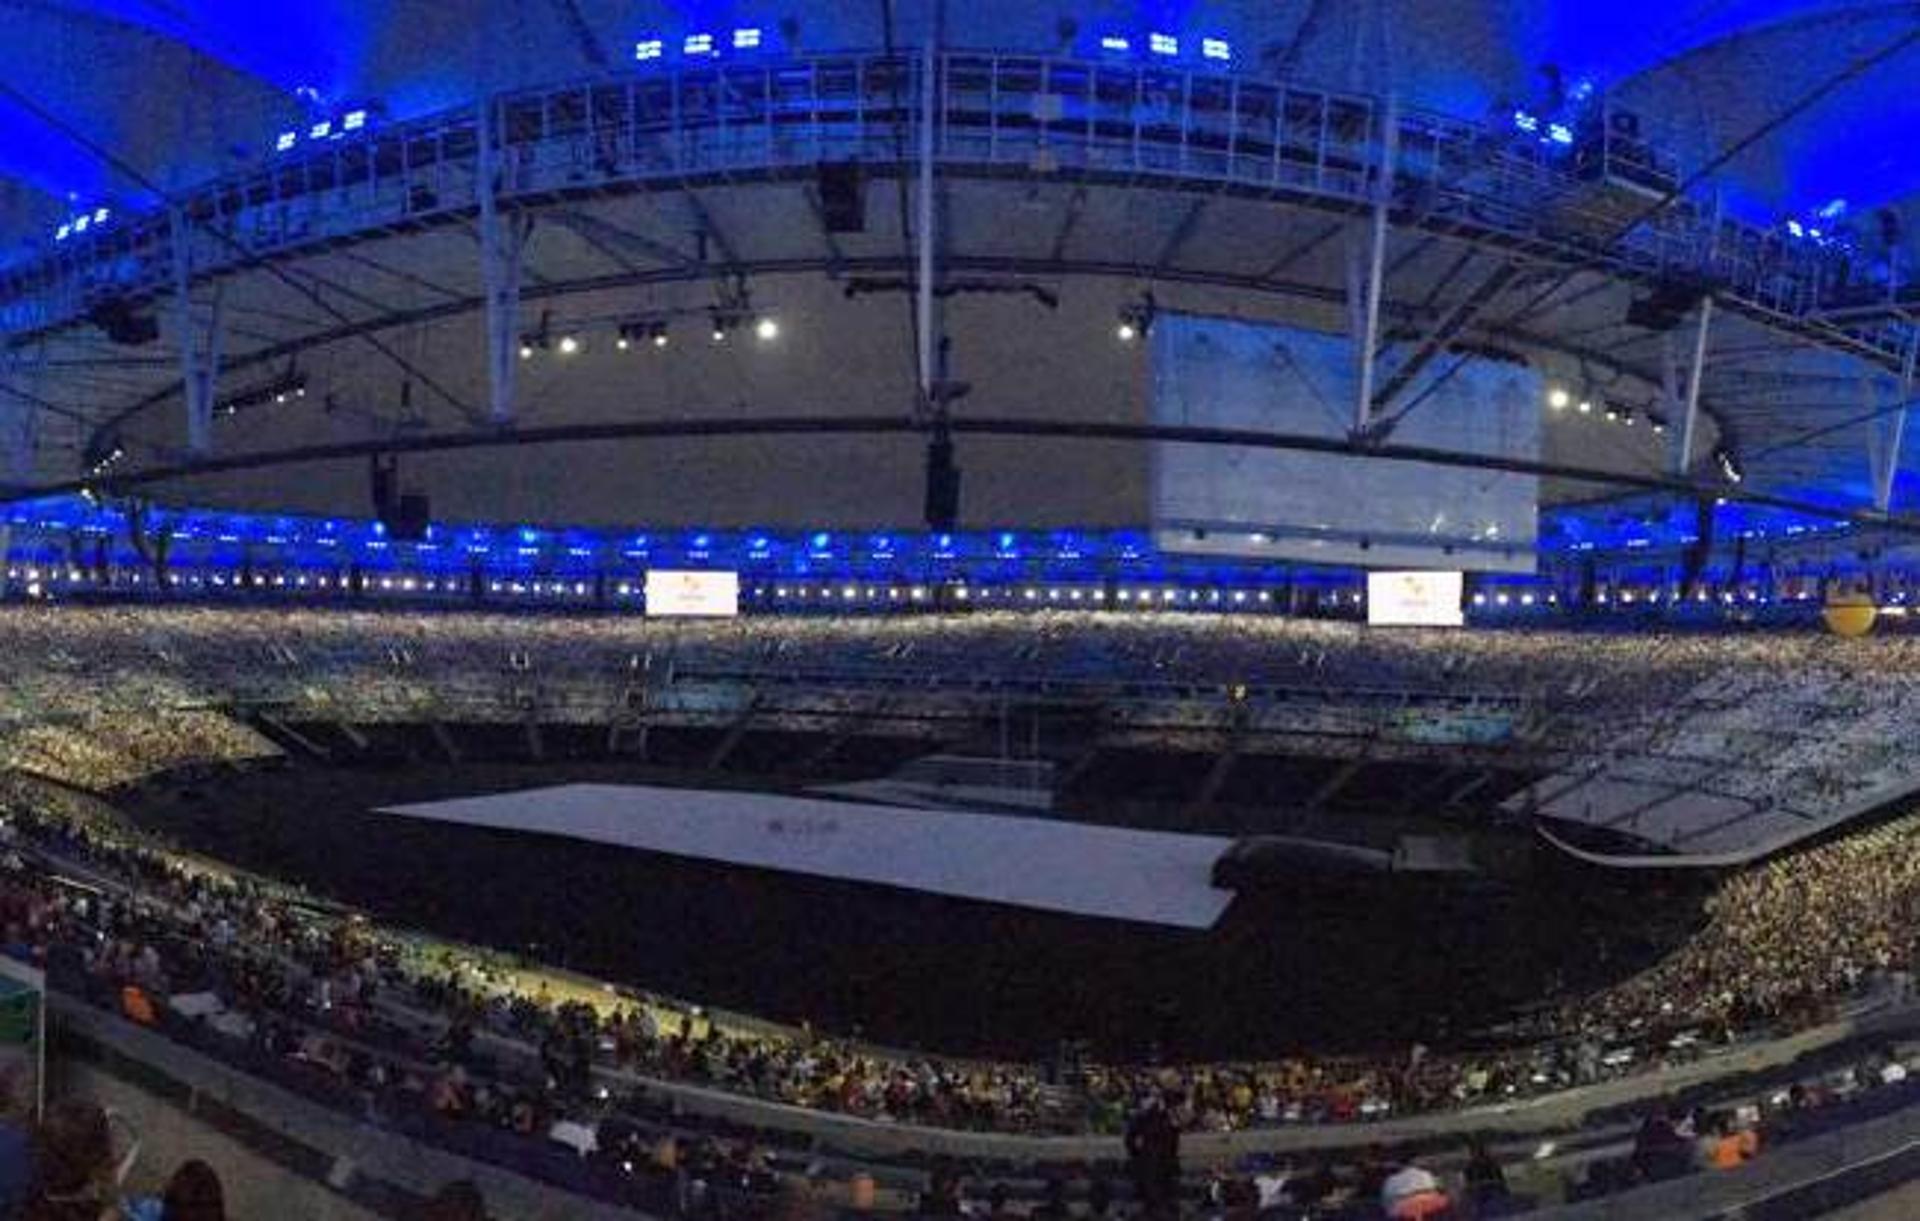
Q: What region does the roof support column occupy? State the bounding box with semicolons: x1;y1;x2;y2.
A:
1351;95;1397;437
0;343;47;597
915;30;941;409
1675;296;1714;476
0;344;44;489
1874;333;1919;512
477;95;525;428
171;208;222;456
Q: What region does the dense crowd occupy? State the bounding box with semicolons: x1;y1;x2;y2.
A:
0;606;1914;1215
2;762;1917;1156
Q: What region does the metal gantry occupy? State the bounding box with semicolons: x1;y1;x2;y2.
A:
0;52;1905;351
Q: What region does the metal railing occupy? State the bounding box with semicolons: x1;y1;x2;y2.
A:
2;50;1910;369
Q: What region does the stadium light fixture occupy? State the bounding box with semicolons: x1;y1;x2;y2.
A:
342;109;368;132
1576;398;1593;414
310;120;332;140
557;334;582;356
634;39;663;61
754;316;780;341
1148;33;1179;55
1513;110;1539;133
650;322;670;348
275;131;298;152
1547;387;1570;410
733;28;762;49
1099;35;1130;52
684;33;714;55
1201;39;1231;61
1547;124;1573;146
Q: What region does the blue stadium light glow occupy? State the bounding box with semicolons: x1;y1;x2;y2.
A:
684;33;714;56
342;109;367;132
275;131;298;152
1513;110;1539;133
733;28;762;50
1148;33;1179;56
1547;123;1573;145
1201;39;1231;62
634;39;663;61
1099;35;1130;53
309;120;332;140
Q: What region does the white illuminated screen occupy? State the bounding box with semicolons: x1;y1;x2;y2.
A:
1151;314;1541;572
1367;571;1465;627
644;570;740;617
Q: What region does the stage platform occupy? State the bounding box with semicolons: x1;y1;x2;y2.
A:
378;784;1235;928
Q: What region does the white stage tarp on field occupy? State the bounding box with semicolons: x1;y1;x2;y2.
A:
377;784;1235;928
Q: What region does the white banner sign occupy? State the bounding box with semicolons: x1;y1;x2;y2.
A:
1367;571;1465;627
644;570;740;617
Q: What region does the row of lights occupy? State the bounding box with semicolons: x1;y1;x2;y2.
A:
1545;387;1668;432
54;207;113;244
1098;33;1232;62
636;29;764;62
519;313;778;359
14;565;1841;617
274;106;376;155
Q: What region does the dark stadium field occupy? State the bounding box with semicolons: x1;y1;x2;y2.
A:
120;749;1713;1063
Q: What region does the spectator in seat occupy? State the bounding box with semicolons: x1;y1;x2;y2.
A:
1462;1140;1510;1214
127;1160;223;1221
25;1098;122;1221
415;1180;487;1221
0;1069;34;1217
1380;1155;1451;1220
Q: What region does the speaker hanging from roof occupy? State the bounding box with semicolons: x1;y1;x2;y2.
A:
818;161;866;233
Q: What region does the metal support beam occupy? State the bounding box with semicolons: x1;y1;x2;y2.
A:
0;343;46;489
1153;198;1209;274
170;209;223;456
476;98;526;428
1875;334;1920;511
1676;296;1715;475
1351;95;1397;437
915;34;940;405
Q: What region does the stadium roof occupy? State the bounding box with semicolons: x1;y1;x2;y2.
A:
2;2;1913;238
0;2;1915;534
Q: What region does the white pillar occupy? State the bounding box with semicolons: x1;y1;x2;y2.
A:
171;209;217;455
1676;296;1714;476
1877;334;1919;512
1352;96;1398;436
476;95;524;428
915;32;940;408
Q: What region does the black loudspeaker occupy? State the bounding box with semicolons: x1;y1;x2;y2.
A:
818;161;866;233
370;454;397;514
387;493;431;542
924;434;961;531
86;298;160;346
1626;281;1702;332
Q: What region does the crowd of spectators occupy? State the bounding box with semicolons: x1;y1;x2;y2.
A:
0;605;1916;1214
1;760;1917;1159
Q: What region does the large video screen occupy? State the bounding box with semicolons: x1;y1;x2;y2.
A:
1366;571;1465;627
645;570;740;617
1151;314;1541;572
